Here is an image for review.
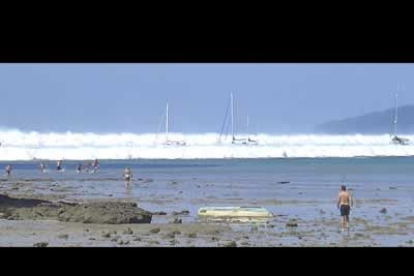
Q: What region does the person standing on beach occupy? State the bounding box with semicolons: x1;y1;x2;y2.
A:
92;159;99;172
123;167;132;188
56;160;63;171
5;165;12;177
39;162;46;173
76;163;82;173
337;185;353;230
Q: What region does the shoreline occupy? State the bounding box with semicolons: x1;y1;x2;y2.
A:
1;189;414;247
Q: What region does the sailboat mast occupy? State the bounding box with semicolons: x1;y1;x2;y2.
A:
166;102;169;140
246;116;249;134
231;93;234;140
394;93;398;137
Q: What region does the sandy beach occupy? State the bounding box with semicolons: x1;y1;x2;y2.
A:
1;175;414;247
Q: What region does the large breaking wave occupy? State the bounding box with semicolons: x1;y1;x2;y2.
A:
1;130;414;160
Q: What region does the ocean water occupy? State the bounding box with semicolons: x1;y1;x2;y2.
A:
1;157;414;225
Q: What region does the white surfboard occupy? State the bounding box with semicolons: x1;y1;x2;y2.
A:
198;206;273;218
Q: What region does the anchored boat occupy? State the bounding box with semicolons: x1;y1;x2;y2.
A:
390;92;409;145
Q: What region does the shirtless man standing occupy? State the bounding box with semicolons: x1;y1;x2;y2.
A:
337;185;353;230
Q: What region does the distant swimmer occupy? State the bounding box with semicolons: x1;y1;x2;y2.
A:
123;167;133;188
92;159;99;172
76;163;82;173
56;160;63;171
5;165;12;177
86;162;92;173
82;162;89;172
337;185;354;231
39;162;46;173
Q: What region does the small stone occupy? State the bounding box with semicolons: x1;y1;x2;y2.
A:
164;230;181;239
123;228;133;235
164;230;180;239
286;219;298;227
89;237;96;241
164;233;175;239
172;210;190;216
102;232;111;238
170;217;182;224
240;241;249;246
380;208;387;214
57;234;69;239
149;228;161;234
33;242;48;247
152;212;167;215
111;236;120;242
133;237;141;241
186;232;197;238
222;241;237;247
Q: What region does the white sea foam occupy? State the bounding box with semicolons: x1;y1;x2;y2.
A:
0;130;414;160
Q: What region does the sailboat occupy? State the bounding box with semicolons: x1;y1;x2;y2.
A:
390;93;409;145
242;116;258;145
219;93;258;145
163;102;186;146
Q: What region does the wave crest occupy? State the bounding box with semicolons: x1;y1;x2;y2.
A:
0;131;413;160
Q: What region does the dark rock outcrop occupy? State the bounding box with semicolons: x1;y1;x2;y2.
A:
0;194;152;224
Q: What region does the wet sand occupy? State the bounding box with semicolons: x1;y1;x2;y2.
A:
1;178;414;247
